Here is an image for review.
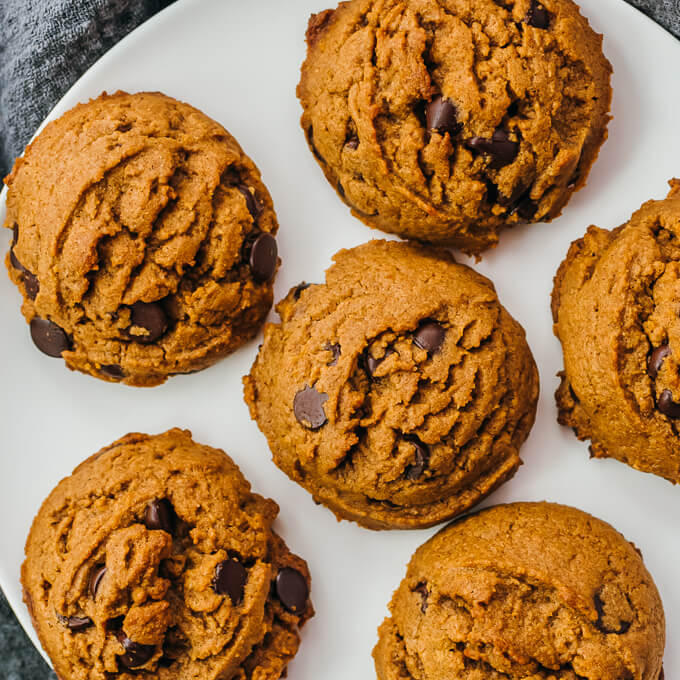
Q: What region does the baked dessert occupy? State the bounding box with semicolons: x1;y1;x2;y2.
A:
553;181;680;483
298;0;612;254
4;91;279;387
21;429;312;680
244;240;539;529
374;502;665;680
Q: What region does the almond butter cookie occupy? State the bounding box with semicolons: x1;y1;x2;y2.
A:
553;181;680;483
4;91;279;387
298;0;612;254
244;240;539;529
22;429;312;680
374;502;665;680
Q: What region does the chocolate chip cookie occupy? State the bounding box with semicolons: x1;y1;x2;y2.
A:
21;429;312;680
244;240;539;530
4;91;279;387
553;181;680;483
374;502;665;680
298;0;612;254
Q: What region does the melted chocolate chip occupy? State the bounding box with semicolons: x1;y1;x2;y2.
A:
648;345;670;380
237;184;262;218
413;321;446;354
12;224;18;245
404;437;430;480
515;197;538;220
345;134;359;150
465;129;519;169
593;591;632;635
128;301;168;344
364;348;395;377
90;565;107;599
294;385;329;430
658;390;680;418
145;499;175;534
526;0;550;29
212;558;247;604
324;343;341;366
116;631;156;669
10;250;40;300
30;318;71;357
100;364;125;380
275;567;309;614
292;282;311;300
63;615;94;632
426;96;459;135
248;232;278;282
413;582;429;613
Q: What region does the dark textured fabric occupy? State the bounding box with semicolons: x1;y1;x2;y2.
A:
0;0;678;677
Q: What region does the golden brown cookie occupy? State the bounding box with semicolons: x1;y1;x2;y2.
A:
298;0;612;254
374;502;665;680
244;240;539;529
553;181;680;483
22;429;312;680
4;91;279;387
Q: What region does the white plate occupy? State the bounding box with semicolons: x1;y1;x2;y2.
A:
1;0;678;675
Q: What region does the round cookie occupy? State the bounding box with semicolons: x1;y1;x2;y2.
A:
553;180;680;483
374;502;665;680
244;240;539;530
22;429;312;680
297;0;612;254
4;91;280;387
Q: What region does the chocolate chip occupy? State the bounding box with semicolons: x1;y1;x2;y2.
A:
275;567;308;614
363;348;395;377
485;180;499;204
101;364;125;380
465;129;519;169
10;250;40;300
248;232;278;282
237;184;262;218
90;565;107;599
324;343;341;366
116;631;156;669
648;345;670;380
413;321;446;354
413;582;429;613
11;224;18;245
658;390;680;418
63;615;93;632
345;134;359;150
426;96;459;136
404;437;430;480
293;385;329;430
144;499;175;534
30;318;71;357
128;302;168;344
526;0;550;29
293;282;311;300
212;558;247;604
593;591;632;635
515;197;538;220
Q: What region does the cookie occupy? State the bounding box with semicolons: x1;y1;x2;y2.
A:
374;502;665;680
298;0;612;254
553;181;680;483
244;240;539;529
4;91;280;387
21;429;312;680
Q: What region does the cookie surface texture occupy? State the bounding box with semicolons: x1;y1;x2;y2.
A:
553;180;680;483
4;90;279;386
244;239;539;529
298;0;612;254
374;502;665;680
21;429;312;680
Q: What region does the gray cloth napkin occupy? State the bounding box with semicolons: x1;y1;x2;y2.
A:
0;0;678;678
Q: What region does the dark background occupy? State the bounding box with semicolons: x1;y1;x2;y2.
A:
0;0;677;677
